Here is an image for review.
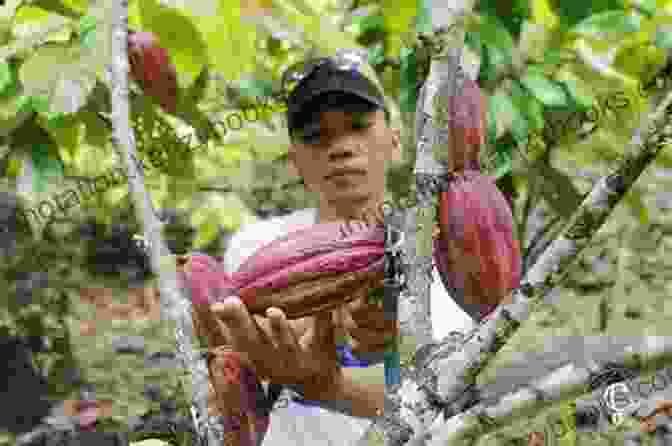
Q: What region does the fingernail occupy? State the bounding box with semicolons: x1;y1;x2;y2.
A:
223;295;242;306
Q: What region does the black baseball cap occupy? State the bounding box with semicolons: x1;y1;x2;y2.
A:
282;53;387;136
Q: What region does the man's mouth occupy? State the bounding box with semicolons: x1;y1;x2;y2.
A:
76;401;100;429
325;168;366;180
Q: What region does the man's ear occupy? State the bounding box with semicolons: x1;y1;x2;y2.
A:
286;146;301;178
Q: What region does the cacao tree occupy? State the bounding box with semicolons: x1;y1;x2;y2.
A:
2;0;672;446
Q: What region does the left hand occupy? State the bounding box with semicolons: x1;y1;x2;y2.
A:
335;287;397;356
640;399;672;433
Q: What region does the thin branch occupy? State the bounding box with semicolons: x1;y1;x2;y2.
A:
431;336;672;443
108;2;221;444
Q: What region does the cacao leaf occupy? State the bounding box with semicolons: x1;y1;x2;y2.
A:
0;62;13;95
476;14;515;69
519;68;569;107
510;79;545;132
570;10;642;39
529;159;585;220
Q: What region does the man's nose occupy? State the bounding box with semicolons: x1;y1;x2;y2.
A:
327;141;357;162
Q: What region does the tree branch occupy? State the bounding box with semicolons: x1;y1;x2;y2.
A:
109;2;222;444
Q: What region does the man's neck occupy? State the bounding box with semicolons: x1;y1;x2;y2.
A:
316;195;384;223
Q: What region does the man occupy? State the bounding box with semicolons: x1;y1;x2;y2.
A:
205;50;500;444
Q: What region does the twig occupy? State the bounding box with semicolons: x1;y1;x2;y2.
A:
431;336;672;444
108;1;220;444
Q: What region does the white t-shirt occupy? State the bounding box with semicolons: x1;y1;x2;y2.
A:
222;208;478;445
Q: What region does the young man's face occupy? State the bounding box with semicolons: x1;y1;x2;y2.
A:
287;102;400;220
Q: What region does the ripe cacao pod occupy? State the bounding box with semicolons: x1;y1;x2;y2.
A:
434;170;522;320
127;30;179;114
180;219;385;327
441;76;488;173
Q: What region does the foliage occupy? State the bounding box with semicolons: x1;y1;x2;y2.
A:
1;0;672;444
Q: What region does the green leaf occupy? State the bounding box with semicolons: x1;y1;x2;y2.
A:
381;0;417;55
31;141;64;194
655;27;672;49
190;0;256;82
624;187;650;225
476;0;531;38
19;43;97;117
0;62;14;95
237;78;273;101
477;14;515;68
80;110;109;148
488;90;519;139
542;47;577;66
530;159;584;220
350;13;386;36
637;0;657;17
570;10;642;38
36;113;81;153
78;14;97;50
138;0;209;87
556;75;595;110
368;43;386;67
493;149;513;179
519;69;568;107
416;0;432;34
510;79;545;132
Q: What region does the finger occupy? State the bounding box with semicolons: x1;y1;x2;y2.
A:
267;307;299;353
347;325;390;352
211;296;260;357
657;399;672;414
347;298;397;331
310;310;336;347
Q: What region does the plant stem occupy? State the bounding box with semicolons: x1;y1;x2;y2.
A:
109;2;219;444
431;336;672;444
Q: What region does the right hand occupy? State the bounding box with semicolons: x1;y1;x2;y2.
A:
210;296;345;401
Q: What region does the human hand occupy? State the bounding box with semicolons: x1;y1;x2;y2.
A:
210;296;344;401
527;431;545;446
639;399;672;433
336;286;397;356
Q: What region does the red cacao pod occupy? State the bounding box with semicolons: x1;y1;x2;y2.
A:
180;220;385;324
433;170;522;320
442;76;488;172
127;30;179;114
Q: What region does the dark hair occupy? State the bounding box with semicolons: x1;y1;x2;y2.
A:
289;92;390;142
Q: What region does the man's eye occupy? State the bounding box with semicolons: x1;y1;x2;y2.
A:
352;119;372;130
300;133;321;145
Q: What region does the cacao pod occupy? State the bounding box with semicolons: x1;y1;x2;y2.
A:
433;170;522;320
180;219;385;324
440;76;488;173
128;30;179;114
206;345;270;445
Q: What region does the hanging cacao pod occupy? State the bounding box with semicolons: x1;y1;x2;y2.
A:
127;30;179;114
440;75;488;173
434;170;522;320
432;75;522;320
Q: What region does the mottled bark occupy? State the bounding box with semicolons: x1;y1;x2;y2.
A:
432;336;672;444
109;2;219;444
